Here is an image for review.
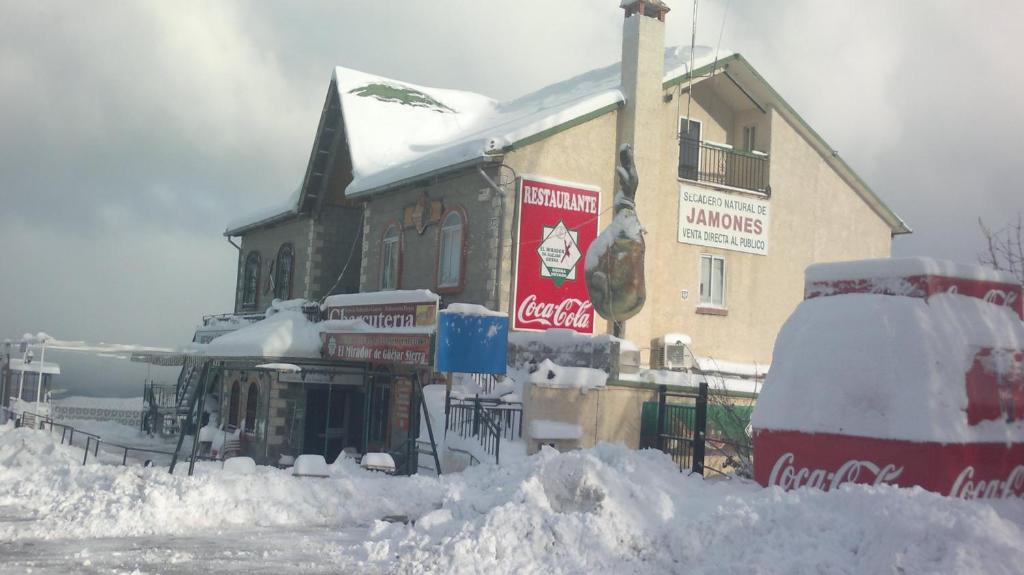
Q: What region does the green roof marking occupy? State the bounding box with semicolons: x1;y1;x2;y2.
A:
349;83;455;113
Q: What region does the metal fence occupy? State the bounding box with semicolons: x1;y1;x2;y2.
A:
639;383;708;474
445;397;522;464
679;138;770;194
12;409;209;467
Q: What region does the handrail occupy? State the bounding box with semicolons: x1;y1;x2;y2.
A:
15;409;210;467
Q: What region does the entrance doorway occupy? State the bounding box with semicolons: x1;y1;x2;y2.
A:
302;384;365;464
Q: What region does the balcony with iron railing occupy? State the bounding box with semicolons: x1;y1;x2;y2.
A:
678;138;770;195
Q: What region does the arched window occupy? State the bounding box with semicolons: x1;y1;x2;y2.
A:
228;381;241;428
242;252;260;308
437;209;465;291
244;382;258;433
274;244;294;301
380;224;401;290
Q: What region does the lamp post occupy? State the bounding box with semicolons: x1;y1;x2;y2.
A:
2;339;10;409
17;347;32;412
35;335;48;415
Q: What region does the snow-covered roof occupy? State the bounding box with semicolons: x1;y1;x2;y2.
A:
323;289;439;308
339;45;729;198
9;358;60;375
226;45;732;234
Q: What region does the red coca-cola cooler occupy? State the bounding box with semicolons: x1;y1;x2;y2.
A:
752;258;1024;499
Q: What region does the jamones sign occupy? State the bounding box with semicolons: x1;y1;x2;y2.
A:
678;185;770;255
514;176;600;333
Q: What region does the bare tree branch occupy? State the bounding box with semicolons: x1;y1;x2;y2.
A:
978;213;1024;285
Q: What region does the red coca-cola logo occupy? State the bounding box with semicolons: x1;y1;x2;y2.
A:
768;452;904;491
515;295;593;330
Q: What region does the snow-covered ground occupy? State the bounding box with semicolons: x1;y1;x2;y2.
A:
1;422;1023;574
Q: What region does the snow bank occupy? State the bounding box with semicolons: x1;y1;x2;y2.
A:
0;425;441;540
753;293;1024;443
2;424;1023;573
528;359;608;391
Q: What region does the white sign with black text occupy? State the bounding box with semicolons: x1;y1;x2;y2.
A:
678;185;770;256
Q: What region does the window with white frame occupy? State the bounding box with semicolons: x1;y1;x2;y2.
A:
743;125;757;151
438;210;464;289
699;254;726;307
380;224;400;290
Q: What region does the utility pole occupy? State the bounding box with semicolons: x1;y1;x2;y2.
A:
2;340;11;409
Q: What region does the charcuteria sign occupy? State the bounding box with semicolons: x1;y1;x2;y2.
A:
513;176;600;334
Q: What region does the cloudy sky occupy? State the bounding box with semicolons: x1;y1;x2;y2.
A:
1;1;1021;395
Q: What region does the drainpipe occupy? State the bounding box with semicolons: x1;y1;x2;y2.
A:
227;236;242;311
477;163;516;311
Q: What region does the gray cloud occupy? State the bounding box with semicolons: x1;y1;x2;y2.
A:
0;1;1020;395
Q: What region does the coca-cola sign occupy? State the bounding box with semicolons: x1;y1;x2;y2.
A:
805;274;1023;319
754;430;1024;499
513;176;601;333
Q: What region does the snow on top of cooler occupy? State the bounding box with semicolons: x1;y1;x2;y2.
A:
509;327;628;349
806;257;1018;285
322;289;439;308
337;46;729;197
528;419;583;440
529;359;608;390
752;292;1024;443
441;303;506;317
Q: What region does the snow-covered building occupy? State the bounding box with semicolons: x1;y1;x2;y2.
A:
225;1;907;371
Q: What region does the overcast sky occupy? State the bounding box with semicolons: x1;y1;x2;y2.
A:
1;1;1021;395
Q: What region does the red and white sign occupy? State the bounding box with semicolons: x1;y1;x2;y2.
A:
755;431;1024;499
806;273;1023;319
513;176;600;333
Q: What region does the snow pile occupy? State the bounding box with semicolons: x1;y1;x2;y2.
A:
0;425;441;541
528;359;608;391
753;292;1024;443
199;310;324;359
371;444;1024;574
2;424;1024;573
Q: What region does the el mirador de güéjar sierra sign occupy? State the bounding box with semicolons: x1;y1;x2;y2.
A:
514;176;601;333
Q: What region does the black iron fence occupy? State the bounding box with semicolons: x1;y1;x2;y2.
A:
12;409;209;467
679;138;770;194
445;397;522;464
639;383;708;474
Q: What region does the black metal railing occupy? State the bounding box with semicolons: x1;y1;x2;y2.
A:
14;409;210;467
639;383;708;475
445;397;521;465
679;138;770;194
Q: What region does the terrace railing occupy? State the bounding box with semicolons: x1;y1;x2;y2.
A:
679;138;770;195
